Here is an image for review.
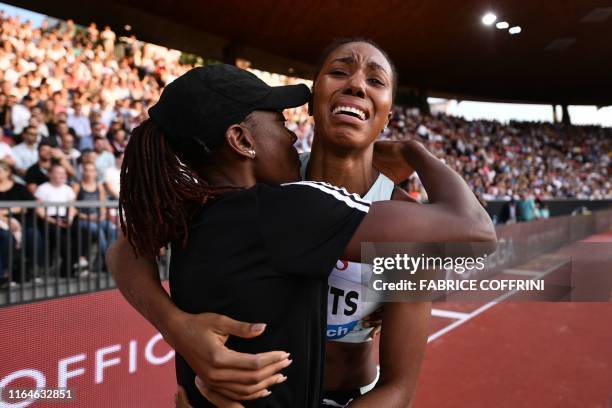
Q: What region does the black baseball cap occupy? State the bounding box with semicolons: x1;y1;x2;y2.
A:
148;64;310;153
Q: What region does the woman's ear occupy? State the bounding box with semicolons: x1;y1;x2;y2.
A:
225;124;256;159
380;112;392;133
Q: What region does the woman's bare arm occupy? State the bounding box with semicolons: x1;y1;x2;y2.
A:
349;302;431;407
98;184;107;220
343;140;496;261
350;186;431;407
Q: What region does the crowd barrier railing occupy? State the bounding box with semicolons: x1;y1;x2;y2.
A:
0;200;170;306
0;203;610;307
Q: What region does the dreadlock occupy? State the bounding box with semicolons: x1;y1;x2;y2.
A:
119;119;236;259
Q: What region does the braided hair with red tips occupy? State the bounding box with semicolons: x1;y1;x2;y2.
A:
119;118;237;259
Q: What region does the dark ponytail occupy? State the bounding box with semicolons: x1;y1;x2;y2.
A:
119;119;234;258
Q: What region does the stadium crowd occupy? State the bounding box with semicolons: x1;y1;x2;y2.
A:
0;12;610;285
383;108;611;203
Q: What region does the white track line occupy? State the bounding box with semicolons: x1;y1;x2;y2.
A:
431;309;470;320
427;259;570;343
428;289;516;343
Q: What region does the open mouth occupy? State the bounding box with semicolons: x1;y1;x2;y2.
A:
332;105;368;121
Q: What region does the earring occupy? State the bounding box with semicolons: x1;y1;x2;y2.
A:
248;149;256;157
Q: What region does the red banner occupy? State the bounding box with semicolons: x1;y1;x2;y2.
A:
0;288;176;407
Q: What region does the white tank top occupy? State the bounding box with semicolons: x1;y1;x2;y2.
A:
300;152;395;343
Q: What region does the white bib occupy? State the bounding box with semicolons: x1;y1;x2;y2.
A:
300;152;395;342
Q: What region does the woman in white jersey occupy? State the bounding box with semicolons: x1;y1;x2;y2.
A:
109;39;494;407
300;38;429;407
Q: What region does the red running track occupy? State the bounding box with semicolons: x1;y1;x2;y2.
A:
411;231;612;408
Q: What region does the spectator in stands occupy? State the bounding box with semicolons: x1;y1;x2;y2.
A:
73;162;115;274
75;149;96;181
100;25;116;55
48;119;70;147
34;164;77;277
67;102;91;150
59;132;81;169
99;102;115;129
24;141;52;193
0;160;42;283
0;93;13;138
103;151;122;199
93;136;114;182
0;160;22;287
0;193;18;287
10;94;33;135
518;192;536;222
11;125;38;176
0;131;15;166
87;22;99;43
60;19;76;37
25;141;75;193
0;127;13;147
0;223;13;287
90;122;107;147
108;128;127;154
500;197;519;224
29;107;49;139
534;198;550;219
106;119;123;139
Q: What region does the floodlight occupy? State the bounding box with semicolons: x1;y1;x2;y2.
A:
482;13;497;25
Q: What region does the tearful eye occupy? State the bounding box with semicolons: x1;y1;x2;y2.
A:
330;70;347;76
